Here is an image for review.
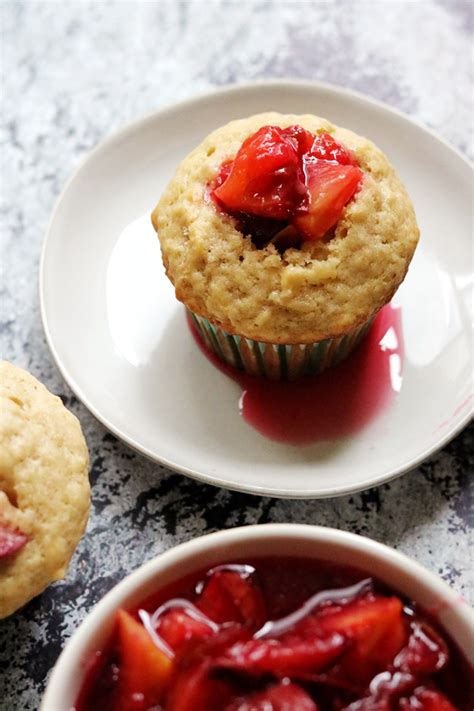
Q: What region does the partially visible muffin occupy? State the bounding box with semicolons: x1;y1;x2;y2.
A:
153;112;419;378
0;361;90;618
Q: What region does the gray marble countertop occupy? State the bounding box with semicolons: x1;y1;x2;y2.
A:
1;2;472;709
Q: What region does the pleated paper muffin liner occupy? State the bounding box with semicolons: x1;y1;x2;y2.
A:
188;310;375;381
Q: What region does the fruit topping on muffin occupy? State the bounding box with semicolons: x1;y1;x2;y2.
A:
211;125;363;245
0;524;28;558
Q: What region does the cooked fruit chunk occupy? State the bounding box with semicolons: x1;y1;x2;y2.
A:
394;621;448;674
340;670;416;709
213;125;307;218
281;125;316;157
309;131;358;165
115;609;173;709
317;596;407;684
292;157;362;240
399;687;458;710
196;569;266;627
156;608;214;652
226;680;319;710
165;661;236;711
215;632;346;676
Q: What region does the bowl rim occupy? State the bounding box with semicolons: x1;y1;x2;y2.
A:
41;523;474;710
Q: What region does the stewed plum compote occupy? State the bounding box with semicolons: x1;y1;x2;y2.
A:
75;558;472;711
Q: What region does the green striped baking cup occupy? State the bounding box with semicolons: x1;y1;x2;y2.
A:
188;310;375;381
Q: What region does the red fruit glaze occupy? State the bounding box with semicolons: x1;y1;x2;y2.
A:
211;125;362;243
0;525;28;558
309;131;359;165
293;157;363;239
189;304;404;445
75;558;472;711
213;125;308;219
281;125;316;157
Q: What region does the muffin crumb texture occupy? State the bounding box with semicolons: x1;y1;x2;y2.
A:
0;361;90;618
153;112;419;343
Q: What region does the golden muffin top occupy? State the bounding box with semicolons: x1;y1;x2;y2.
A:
153;113;419;343
0;361;90;618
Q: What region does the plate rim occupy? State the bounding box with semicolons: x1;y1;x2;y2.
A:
39;78;474;499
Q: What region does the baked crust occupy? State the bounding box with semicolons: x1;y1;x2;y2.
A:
153;112;419;343
0;361;90;618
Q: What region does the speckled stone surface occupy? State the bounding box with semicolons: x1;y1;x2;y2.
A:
0;1;472;709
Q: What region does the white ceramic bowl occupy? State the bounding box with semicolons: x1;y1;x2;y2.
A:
41;524;474;710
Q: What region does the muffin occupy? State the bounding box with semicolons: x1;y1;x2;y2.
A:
152;112;419;379
0;361;90;618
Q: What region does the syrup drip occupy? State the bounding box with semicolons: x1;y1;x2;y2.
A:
195;563;256;595
138;608;174;657
140;597;221;658
189;304;404;445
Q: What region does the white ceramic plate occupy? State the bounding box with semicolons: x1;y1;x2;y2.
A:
40;80;473;498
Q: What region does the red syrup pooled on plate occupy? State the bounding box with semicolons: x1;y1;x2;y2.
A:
189;304;403;445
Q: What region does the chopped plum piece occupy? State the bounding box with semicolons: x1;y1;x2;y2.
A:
226;680;319;710
340;671;416;710
292;157;362;240
308;131;358;166
399;687;459;710
164;627;249;711
394;621;448;675
316;596;407;685
165;661;236;711
196;568;266;627
281;125;316;157
214;632;346;677
0;524;28;558
115;610;173;709
213;125;307;219
156;607;214;652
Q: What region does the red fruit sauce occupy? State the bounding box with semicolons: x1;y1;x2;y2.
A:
209;125;363;246
189;304;403;445
75;558;472;711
